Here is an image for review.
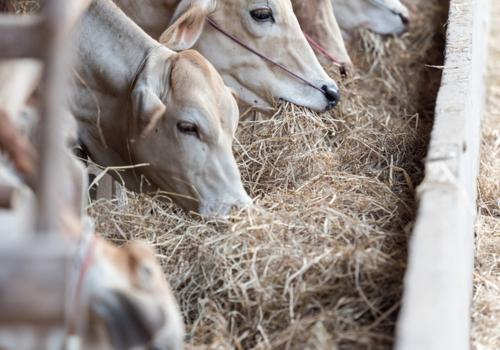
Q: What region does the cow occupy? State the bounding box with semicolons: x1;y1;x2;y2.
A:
291;0;353;72
112;0;341;113
0;67;184;350
0;225;184;350
74;234;184;350
71;0;251;216
331;0;410;41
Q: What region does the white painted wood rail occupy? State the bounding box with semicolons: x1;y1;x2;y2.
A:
395;0;491;349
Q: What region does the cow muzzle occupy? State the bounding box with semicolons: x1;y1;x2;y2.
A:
198;195;252;217
322;85;341;109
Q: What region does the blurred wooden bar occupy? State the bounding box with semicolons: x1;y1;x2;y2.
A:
0;239;73;325
0;16;45;59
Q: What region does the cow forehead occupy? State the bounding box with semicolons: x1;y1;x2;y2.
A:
97;240;165;291
171;51;238;130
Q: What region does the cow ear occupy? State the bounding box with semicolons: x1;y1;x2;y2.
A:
159;2;212;50
89;290;166;350
228;87;239;102
130;86;166;142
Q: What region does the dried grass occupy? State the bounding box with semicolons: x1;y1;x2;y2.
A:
5;0;38;13
471;1;500;347
86;0;448;349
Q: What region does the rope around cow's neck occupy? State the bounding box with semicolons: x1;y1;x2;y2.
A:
302;32;347;76
206;18;327;96
65;234;98;350
367;0;400;16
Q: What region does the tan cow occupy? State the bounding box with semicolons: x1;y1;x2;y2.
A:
331;0;410;41
291;0;353;72
0;228;184;350
71;0;250;216
76;235;184;350
113;0;341;113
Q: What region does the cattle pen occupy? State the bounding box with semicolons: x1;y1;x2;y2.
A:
2;0;495;350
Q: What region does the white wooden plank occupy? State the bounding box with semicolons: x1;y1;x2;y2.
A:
395;0;491;349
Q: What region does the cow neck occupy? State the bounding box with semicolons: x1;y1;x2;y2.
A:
65;221;98;346
79;0;160;94
74;0;164;159
125;44;164;188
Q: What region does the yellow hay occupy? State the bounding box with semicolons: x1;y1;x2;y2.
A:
471;0;500;347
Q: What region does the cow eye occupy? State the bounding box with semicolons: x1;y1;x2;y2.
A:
177;122;198;136
250;8;274;23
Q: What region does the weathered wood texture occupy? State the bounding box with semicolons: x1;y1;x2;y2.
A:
0;16;45;59
395;1;491;350
0;238;74;325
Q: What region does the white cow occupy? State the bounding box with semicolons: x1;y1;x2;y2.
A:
331;0;410;41
71;0;250;216
113;0;341;113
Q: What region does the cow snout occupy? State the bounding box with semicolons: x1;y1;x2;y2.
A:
399;13;410;31
322;85;341;109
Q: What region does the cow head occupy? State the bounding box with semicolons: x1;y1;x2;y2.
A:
126;48;251;216
157;0;341;113
82;241;184;350
331;0;410;41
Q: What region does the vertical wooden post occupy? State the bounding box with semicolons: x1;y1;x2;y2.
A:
35;0;71;234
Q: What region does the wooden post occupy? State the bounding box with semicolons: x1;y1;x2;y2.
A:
0;238;73;325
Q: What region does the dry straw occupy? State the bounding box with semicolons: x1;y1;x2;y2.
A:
12;0;448;348
471;0;500;347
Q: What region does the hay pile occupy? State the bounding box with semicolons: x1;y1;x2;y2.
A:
7;0;38;13
471;1;500;347
11;0;448;348
87;1;448;349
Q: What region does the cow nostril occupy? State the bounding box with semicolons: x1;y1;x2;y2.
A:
400;13;410;30
322;85;340;108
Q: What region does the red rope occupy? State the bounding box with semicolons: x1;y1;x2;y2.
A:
68;236;98;336
302;32;347;76
302;32;342;67
206;18;327;96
